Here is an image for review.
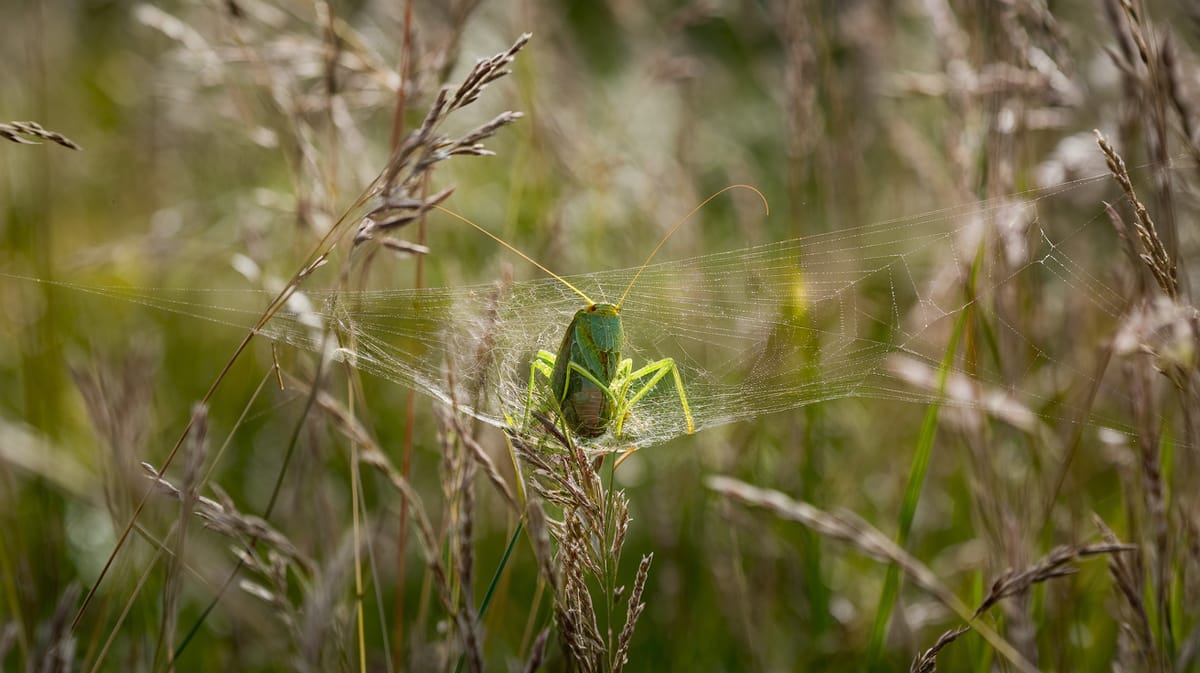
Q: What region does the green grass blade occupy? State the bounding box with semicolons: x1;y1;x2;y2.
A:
865;278;970;668
454;521;523;673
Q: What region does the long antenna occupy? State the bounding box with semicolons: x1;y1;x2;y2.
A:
617;184;769;309
435;206;595;305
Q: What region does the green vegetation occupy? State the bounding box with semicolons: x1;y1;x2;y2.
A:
3;2;1199;671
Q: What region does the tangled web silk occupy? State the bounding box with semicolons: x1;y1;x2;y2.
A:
50;172;1145;449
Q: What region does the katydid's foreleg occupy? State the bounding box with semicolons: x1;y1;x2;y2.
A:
615;358;695;436
523;350;557;429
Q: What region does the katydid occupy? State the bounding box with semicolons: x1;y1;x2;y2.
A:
438;184;765;439
531;300;689;438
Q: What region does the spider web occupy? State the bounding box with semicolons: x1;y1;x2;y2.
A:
23;167;1180;449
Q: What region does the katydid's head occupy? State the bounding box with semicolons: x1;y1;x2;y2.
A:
585;302;620;317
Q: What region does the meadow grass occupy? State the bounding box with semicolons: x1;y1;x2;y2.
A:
2;1;1200;672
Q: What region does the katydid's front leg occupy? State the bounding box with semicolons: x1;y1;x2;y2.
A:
523;350;557;430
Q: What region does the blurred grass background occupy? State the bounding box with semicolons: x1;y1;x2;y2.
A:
2;1;1199;671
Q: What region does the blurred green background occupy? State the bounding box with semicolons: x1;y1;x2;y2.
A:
3;1;1198;671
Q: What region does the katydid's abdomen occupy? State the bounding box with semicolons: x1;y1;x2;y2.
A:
549;303;623;437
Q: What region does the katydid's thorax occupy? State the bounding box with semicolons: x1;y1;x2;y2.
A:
549;303;624;437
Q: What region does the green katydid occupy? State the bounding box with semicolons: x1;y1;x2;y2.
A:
438;184;767;439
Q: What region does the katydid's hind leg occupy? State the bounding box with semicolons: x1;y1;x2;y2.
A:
616;358;695;436
667;362;695;433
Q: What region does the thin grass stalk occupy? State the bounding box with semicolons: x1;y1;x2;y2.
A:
32;585;79;673
707;476;1038;673
0;531;27;663
518;578;546;660
522;626;551;673
170;336;331;666
353;477;395;673
611;553;651;673
866;260;973;668
76;32;529;670
75;245;336;637
88;554;160;673
0;622;17;664
910;542;1136;672
348;374;367;673
1096;515;1160;671
1129;359;1173;663
457;459;483;673
307;381;457;633
394;18;422;660
479;522;523;622
157;405;208;673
